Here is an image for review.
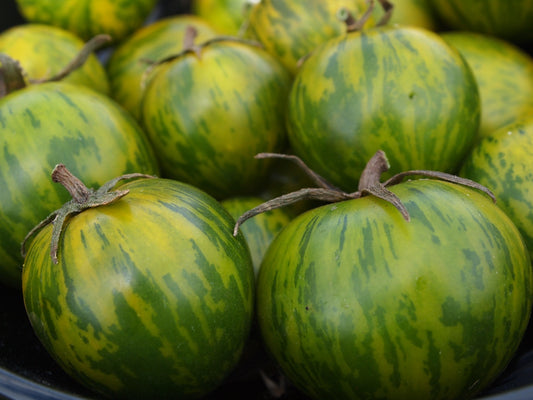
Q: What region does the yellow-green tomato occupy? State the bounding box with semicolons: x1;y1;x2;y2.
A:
107;15;218;121
222;196;293;277
442;31;533;138
141;38;291;199
460;116;533;259
192;0;254;35
374;0;438;30
0;23;109;94
15;0;158;43
246;0;375;75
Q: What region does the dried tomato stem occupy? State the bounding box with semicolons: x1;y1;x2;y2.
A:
233;150;495;236
255;153;339;190
376;0;395;26
0;53;27;98
338;0;375;32
52;164;92;203
31;34;111;84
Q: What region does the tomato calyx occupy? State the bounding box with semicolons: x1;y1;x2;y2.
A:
233;150;495;236
0;34;111;98
21;164;156;264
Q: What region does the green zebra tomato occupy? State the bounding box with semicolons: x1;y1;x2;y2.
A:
106;15;218;122
0;23;109;95
431;0;533;45
192;0;252;35
460;116;533;260
141;37;291;199
287;25;480;192
441;31;533;138
245;0;374;75
256;178;532;400
15;0;158;43
222;196;293;277
22;171;255;399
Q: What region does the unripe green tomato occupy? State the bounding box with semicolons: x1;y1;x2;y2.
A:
460;115;533;259
141;38;291;199
192;0;254;35
441;31;533;138
287;25;480;191
222;196;293;277
107;15;218;121
15;0;158;43
246;0;375;75
0;23;109;95
430;0;533;45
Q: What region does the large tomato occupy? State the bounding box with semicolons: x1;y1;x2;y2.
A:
22;168;255;399
256;173;532;399
287;25;480;192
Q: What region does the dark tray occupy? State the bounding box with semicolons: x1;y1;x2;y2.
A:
2;277;533;400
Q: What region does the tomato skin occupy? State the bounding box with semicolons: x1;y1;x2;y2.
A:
192;0;250;35
22;177;255;399
257;179;531;400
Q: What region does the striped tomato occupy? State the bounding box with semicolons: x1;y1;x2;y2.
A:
22;168;255;399
287;25;480;192
256;177;532;400
430;0;533;45
141;37;291;199
222;196;293;277
192;0;252;35
441;31;533;138
460;116;533;259
106;15;218;121
14;0;158;43
245;0;375;75
373;0;438;30
0;81;159;287
0;23;110;95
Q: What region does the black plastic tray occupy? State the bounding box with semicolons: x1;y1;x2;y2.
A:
2;278;533;400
